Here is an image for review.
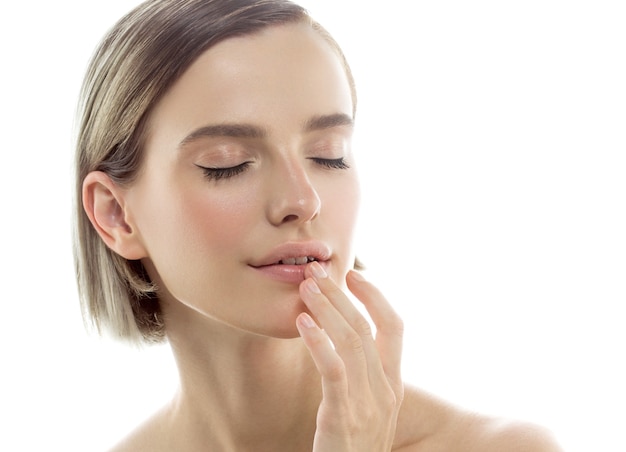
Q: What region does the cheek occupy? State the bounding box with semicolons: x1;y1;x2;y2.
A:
172;204;252;308
132;179;259;292
173;186;259;255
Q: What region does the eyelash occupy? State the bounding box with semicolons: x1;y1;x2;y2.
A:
197;162;251;181
310;157;350;170
197;158;349;181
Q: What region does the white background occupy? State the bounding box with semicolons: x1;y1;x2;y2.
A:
1;1;624;450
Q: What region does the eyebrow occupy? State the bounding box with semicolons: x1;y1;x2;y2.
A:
304;113;354;132
178;113;354;149
178;123;267;148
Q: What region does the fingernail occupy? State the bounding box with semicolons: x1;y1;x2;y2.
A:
298;313;316;329
349;270;365;282
305;278;321;294
310;261;327;279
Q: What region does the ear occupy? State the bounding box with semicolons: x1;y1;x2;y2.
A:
82;171;148;260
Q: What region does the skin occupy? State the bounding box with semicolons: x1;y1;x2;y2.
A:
83;22;563;451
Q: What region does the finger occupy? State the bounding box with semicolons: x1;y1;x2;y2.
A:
300;264;384;388
299;278;369;375
305;263;376;344
305;262;374;343
296;312;348;403
346;270;404;389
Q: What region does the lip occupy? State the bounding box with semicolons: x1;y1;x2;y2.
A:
249;241;332;284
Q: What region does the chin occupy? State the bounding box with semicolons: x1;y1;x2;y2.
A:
250;304;310;340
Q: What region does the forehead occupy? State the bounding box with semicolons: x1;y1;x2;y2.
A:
145;22;354;144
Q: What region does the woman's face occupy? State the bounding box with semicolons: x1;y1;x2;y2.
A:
124;23;360;338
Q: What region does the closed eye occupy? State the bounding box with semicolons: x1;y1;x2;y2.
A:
196;162;251;181
309;157;350;170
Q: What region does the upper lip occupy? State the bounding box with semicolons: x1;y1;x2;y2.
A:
250;241;332;267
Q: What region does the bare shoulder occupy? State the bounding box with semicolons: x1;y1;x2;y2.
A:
393;384;563;451
107;405;171;452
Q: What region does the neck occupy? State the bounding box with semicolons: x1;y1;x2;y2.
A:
164;305;321;451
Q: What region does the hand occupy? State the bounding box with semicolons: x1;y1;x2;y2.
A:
296;262;404;451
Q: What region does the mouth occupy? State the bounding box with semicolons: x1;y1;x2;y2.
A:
251;241;332;269
250;242;331;283
274;256;318;266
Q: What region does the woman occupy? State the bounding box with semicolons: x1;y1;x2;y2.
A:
75;0;562;450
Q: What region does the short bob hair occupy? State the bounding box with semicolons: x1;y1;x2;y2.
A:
74;0;357;344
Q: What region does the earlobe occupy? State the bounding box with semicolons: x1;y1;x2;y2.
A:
82;171;147;260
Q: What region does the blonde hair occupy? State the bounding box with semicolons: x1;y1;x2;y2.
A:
74;0;357;344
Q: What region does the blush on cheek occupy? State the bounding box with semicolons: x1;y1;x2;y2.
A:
183;191;258;254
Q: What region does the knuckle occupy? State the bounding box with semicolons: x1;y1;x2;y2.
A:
384;314;404;338
353;316;373;337
324;283;345;300
378;383;403;414
340;329;364;353
308;331;328;348
325;360;346;382
385;388;399;410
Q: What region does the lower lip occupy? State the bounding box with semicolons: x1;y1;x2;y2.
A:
251;262;326;284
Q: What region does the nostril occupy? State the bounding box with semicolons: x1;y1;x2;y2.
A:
267;180;321;226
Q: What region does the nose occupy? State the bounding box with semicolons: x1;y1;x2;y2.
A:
266;159;321;226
